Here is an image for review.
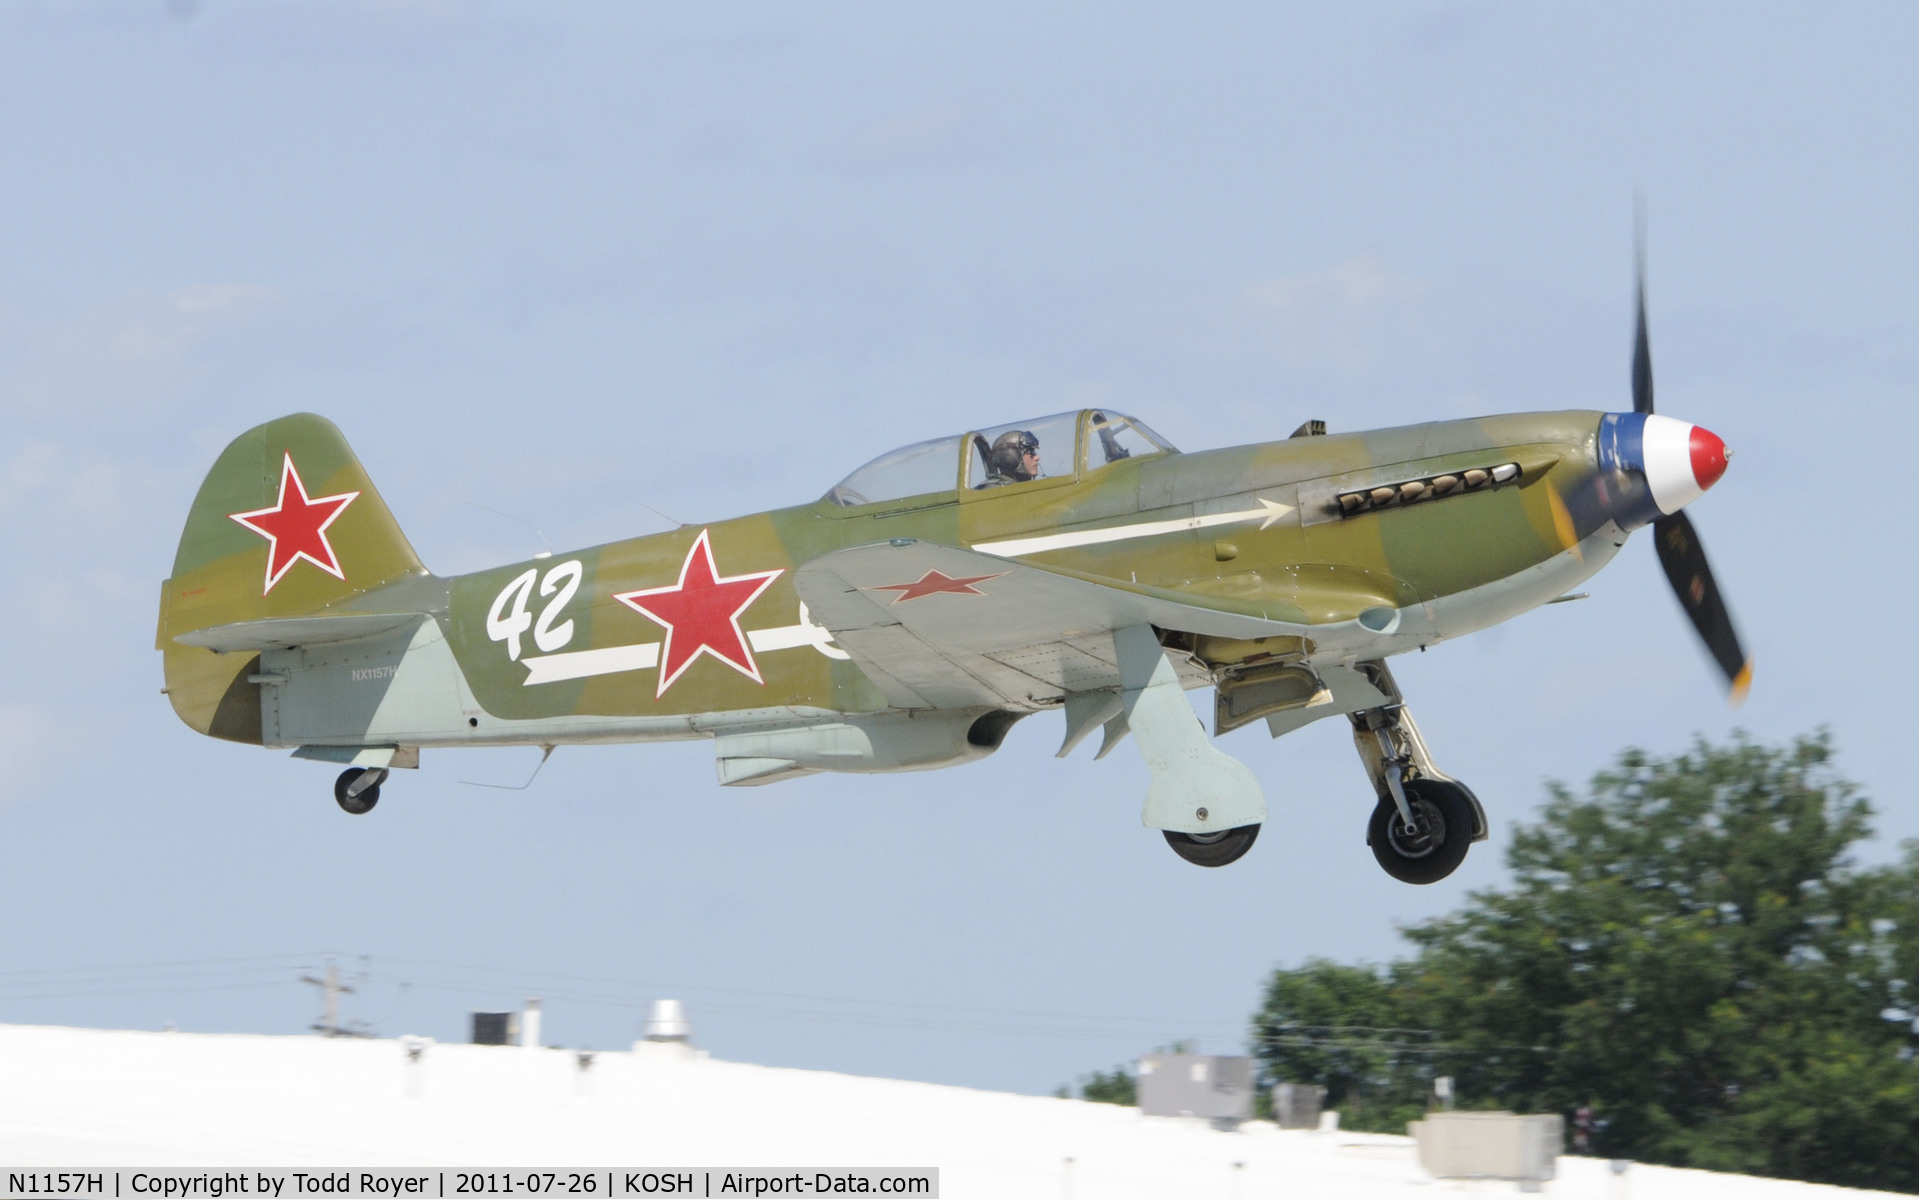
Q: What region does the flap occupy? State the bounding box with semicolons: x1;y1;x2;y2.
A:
175;612;427;652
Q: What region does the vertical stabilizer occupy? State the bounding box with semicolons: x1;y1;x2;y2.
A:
157;414;428;741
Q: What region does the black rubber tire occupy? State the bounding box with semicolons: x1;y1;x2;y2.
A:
1164;823;1260;868
333;768;381;816
1367;779;1471;884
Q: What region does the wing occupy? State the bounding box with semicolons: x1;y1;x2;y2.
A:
794;539;1307;710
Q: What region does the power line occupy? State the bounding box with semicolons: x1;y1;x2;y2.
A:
0;979;296;1003
0;952;329;984
0;951;1249;1044
366;954;1245;1032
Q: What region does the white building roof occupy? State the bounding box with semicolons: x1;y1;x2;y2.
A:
0;1024;1895;1199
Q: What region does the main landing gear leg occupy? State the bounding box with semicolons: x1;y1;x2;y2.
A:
1347;661;1486;885
1109;625;1268;868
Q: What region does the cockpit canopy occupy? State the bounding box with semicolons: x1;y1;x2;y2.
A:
825;410;1176;507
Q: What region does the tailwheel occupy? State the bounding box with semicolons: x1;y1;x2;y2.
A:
1163;823;1260;868
1367;779;1471;884
333;767;387;815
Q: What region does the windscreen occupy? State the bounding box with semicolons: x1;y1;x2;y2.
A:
1083;411;1176;472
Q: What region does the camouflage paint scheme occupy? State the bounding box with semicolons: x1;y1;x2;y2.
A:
158;408;1614;743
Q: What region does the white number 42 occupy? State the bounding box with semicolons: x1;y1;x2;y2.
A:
486;560;584;661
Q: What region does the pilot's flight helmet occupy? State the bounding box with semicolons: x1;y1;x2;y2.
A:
989;430;1040;481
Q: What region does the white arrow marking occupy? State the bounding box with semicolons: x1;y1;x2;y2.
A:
971;497;1293;558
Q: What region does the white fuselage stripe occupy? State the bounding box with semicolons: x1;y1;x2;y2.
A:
519;620;847;686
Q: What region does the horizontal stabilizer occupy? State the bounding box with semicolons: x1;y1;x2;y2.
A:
175;612;426;653
291;744;419;769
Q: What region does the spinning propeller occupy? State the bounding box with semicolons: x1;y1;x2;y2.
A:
1631;225;1753;704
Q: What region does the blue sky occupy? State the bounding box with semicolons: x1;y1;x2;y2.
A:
2;2;1915;1096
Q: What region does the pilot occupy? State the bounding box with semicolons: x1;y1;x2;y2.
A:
981;430;1041;487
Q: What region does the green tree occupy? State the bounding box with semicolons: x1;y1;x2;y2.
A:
1076;1064;1137;1106
1054;1063;1137;1105
1249;958;1432;1131
1057;1042;1193;1107
1251;733;1919;1192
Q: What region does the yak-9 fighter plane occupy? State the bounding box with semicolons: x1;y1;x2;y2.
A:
157;280;1745;885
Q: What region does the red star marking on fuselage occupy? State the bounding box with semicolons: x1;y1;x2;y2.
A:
865;569;1008;604
614;529;784;698
227;453;361;595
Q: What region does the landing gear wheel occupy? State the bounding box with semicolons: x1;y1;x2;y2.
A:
1163;823;1260;868
333;768;384;815
1367;779;1470;884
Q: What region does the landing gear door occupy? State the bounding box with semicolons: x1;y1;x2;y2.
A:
1262;663;1391;739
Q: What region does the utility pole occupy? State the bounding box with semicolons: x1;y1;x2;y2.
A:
301;960;358;1037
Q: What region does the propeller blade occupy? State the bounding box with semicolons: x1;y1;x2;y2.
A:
1652;511;1751;703
1632;212;1654;414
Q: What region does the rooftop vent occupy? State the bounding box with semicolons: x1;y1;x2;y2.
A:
1138;1053;1255;1129
644;998;692;1042
471;1011;518;1046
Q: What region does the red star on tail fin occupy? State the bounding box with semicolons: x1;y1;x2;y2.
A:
228;453;361;595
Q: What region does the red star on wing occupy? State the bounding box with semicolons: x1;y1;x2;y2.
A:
228;452;361;595
865;569;1007;603
614;529;784;698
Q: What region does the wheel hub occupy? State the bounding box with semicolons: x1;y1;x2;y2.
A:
1385;799;1445;859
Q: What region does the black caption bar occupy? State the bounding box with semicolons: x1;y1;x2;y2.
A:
1;1171;939;1199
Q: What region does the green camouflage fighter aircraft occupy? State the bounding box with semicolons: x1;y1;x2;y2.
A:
156;279;1746;885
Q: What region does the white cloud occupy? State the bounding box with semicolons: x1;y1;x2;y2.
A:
0;701;62;808
827;103;989;173
0;284;284;423
0;438;189;807
1235;255;1431;373
854;104;965;157
0;438;189;651
0;438;183;533
168;283;280;317
1246;256;1425;311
